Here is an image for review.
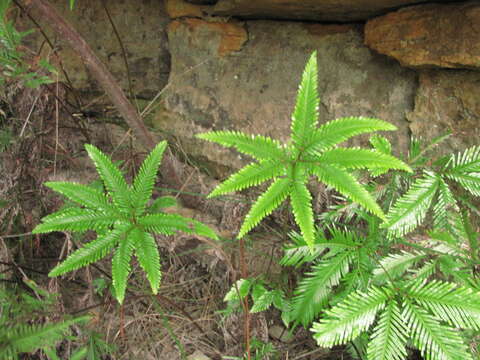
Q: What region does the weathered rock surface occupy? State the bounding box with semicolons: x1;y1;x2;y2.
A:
407;70;480;153
155;20;416;176
211;0;438;22
365;2;480;69
19;0;171;98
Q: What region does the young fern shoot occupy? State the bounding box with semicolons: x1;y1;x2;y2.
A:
32;141;218;304
197;51;411;247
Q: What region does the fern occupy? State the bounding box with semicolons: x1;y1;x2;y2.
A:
313;280;479;360
32;141;218;303
197;52;410;247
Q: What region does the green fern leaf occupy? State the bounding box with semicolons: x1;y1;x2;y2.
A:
311;163;386;220
372;251;427;285
196;131;286;161
48;224;128;277
407;280;480;330
305;117;396;155
85;144;131;210
369;135;392;155
402;299;472;360
291;250;354;326
208;160;286;198
238;178;291;239
44;181;116;213
134;230;161;295
250;291;275;313
312;286;389;347
32;207;118;233
139;213;218;239
132;141;167;214
148;196;178;213
316;148;411;172
384;172;440;237
112;234;135;304
444;172;480;197
446;146;480;174
366;300;408;360
291;51;319;149
290;165;315;248
432;178;458;231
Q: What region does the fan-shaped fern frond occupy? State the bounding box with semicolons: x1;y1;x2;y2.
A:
312;286;389;347
372;251;426;285
238;178;291;239
316;148;412;173
85;144;130;210
311;163;385;220
444;146;480;196
366;299;408;360
291;250;354;326
209;160;286;198
407;280;480;330
196;131;286;161
132;141;167;214
33;142;218;304
48;224;128;277
402;299;472;360
305;117;396;155
291;51;319;149
384;172;440;237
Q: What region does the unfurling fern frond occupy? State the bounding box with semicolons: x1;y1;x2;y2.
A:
33;141;218;304
197;52;409;247
384;172;440;237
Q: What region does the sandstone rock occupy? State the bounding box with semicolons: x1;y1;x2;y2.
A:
407;70;480;154
157;20;416;176
365;2;480;69
165;0;210;19
212;0;433;22
18;0;171;98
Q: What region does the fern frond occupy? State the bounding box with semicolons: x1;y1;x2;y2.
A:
407;280;480;330
134;230;161;294
372;251;426;285
196;131;286;161
139;213;218;239
402;300;472;360
366;299;408;360
85;144;130;210
446;146;480;174
311;163;385;220
291;250;354;326
413;260;438;281
369;135;392;155
48;224;128;277
132;141;167;214
44;181;116;213
291;51;319;149
32;207;118;233
112;234;135;304
305;117;396;155
384;172;440;237
316;148;411;172
238;178;291;238
444;172;480;197
2;316;89;357
432;178;458;231
312;286;389;347
290;166;315;248
208;160;286;198
148;196;177;213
